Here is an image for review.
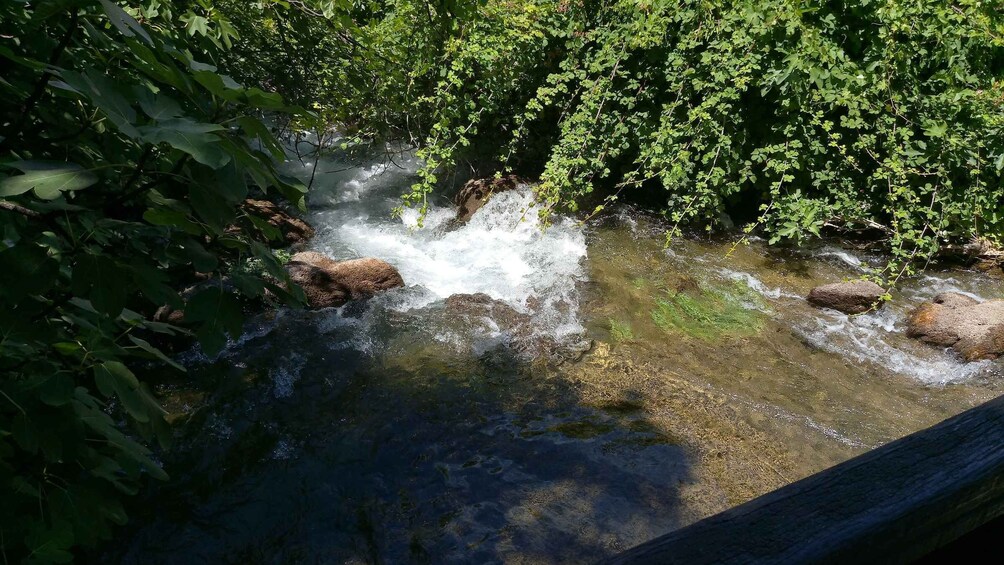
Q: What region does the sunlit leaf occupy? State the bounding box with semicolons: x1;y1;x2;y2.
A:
0;161;97;200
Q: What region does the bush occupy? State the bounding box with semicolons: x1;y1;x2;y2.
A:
351;0;1003;278
0;1;307;561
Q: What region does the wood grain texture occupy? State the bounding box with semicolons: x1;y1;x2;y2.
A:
604;395;1004;564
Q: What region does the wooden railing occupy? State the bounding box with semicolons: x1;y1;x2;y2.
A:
603;395;1004;564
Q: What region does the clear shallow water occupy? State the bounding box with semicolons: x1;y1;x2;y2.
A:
100;145;1003;563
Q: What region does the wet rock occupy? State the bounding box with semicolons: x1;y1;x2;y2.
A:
445;293;534;337
454;174;526;223
807;280;885;314
443;293;590;364
974;257;1004;279
285;252;404;308
906;293;1004;361
227;199;315;249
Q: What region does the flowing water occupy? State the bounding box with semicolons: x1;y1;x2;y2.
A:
103;144;1004;563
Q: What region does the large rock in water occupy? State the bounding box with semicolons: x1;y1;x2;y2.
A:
286;252;404;308
807;280;886;314
454;174;525;223
444;293;534;339
228;199;315;249
906;293;1004;361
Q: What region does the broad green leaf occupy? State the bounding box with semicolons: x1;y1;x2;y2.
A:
143;207;203;234
71;255;127;317
38;374;75;407
237;116;285;159
0;242;59;302
0;161;97;200
93;362;150;423
924;121;948;138
138;118;230;168
135;89;183;120
127;335;185;372
100;0;153;45
58;70;140;138
188;183;235;232
184;286;244;353
177;238;219;272
192;69;243;98
24;520;75;564
130;264;184;308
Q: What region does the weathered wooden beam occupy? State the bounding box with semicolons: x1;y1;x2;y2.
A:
604;394;1004;565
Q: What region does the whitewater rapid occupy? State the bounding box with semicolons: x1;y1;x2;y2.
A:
293;146;589;349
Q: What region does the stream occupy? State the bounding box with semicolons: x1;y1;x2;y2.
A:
104;144;1004;564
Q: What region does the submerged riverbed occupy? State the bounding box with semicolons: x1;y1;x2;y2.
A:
102;146;1003;563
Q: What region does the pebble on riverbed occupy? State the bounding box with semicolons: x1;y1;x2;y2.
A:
806;280;886;315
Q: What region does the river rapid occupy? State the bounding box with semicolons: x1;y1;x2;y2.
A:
103;144;1004;564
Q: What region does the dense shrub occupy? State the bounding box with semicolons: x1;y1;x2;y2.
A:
0;1;307;561
352;1;1004;277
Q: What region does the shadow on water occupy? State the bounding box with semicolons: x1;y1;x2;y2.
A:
95;302;696;564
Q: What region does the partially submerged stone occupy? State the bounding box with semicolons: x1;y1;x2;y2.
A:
453;174;526;224
443;292;590;363
286;251;404;308
445;293;533;338
906;292;1004;362
807;280;885;314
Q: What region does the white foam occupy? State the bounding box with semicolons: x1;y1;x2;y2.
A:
720;269;801;300
796;305;994;385
271;353;305;398
715;263;999;385
816;248;866;270
308;177;588;343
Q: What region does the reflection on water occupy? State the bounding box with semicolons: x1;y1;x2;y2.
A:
99;144;1003;563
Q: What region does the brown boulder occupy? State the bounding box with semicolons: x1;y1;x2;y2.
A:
906;292;1004;361
286;252;404;308
230;199;315;248
454;175;526;223
807;280;886;314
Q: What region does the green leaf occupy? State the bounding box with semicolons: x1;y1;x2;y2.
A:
0;161;98;200
143;207;203;235
176;238;218;272
0;242;59;303
188;183;236;232
924;121;948;138
192;69;242;98
100;0;153;45
38;374;75;407
58;70;140;138
25;520;75;564
130;264;183;308
184;287;244;353
237;116;285;159
135;89;183;121
93;362;150;423
138;118;230;168
127;336;185;372
71;255;127;317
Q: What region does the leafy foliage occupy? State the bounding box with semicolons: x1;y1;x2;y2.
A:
331;0;1003;278
0;1;309;561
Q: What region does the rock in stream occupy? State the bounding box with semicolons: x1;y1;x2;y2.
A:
286;251;404;308
906;292;1004;361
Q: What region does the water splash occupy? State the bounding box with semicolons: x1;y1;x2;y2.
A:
300;153;588;350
